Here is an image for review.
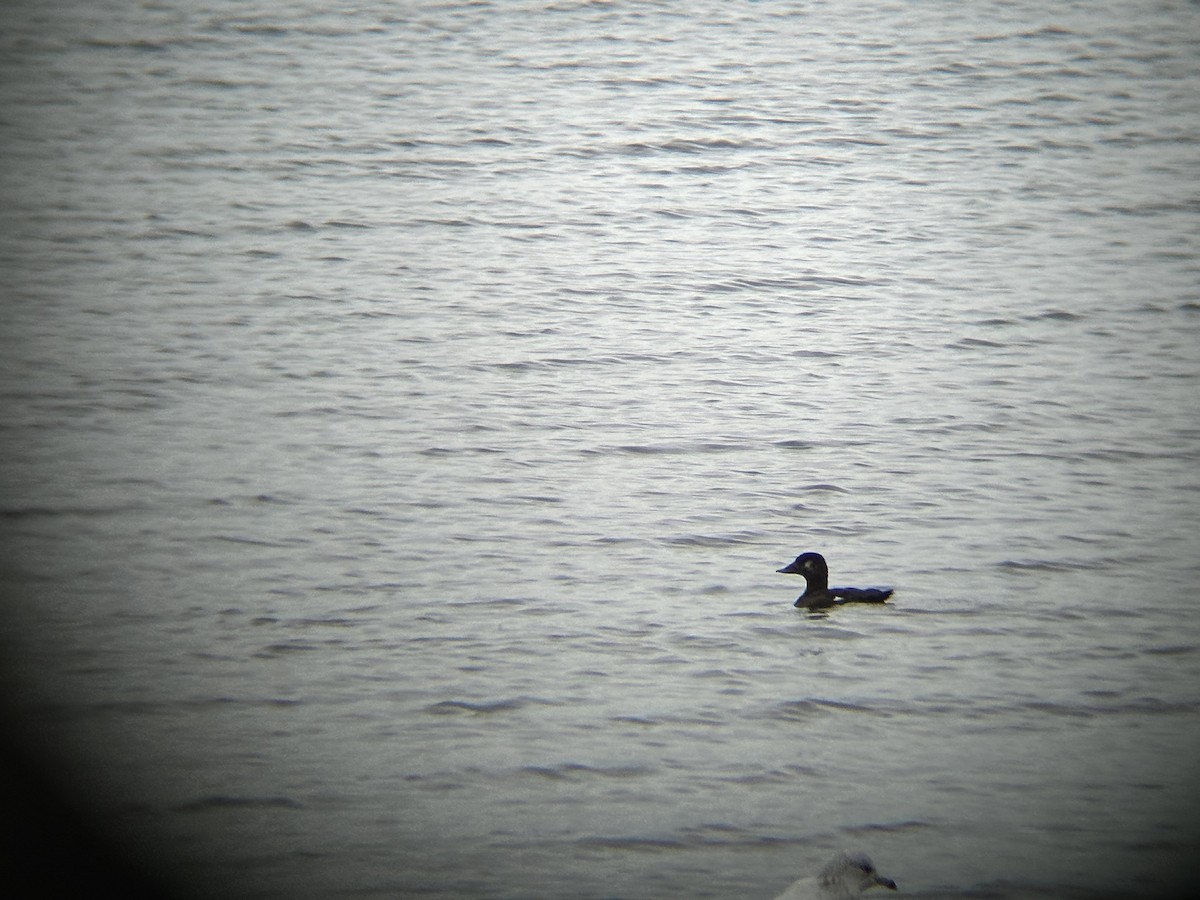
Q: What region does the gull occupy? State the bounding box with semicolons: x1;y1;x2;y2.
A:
773;851;897;899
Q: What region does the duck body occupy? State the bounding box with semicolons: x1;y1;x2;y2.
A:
777;552;893;610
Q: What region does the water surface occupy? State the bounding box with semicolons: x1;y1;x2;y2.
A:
2;1;1199;898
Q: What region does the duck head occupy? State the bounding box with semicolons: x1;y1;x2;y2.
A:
776;551;828;580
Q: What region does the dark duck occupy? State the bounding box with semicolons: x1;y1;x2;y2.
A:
777;552;893;610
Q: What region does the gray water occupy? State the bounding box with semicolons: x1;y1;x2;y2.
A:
2;1;1199;898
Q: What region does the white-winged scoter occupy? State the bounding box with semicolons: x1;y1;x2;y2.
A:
776;552;893;610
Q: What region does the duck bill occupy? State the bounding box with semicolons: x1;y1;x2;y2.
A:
777;562;802;574
875;876;897;891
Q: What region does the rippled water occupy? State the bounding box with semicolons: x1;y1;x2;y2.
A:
2;1;1200;898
